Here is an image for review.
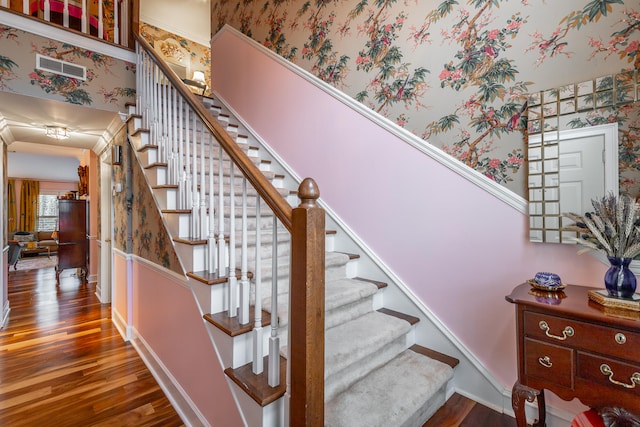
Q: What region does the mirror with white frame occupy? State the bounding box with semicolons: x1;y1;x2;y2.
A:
527;69;640;244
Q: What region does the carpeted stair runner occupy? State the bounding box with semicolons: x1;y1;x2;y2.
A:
199;94;456;426
325;349;453;427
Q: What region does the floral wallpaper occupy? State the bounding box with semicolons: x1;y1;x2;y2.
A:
111;126;181;273
139;23;212;96
112;128;129;252
211;0;640;197
0;24;135;110
130;151;182;273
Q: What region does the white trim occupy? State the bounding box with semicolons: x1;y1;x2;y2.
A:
131;329;209;427
213;25;528;214
93;112;128;154
132;253;190;288
1;298;10;329
111;306;131;341
112;249;133;340
0;9;136;62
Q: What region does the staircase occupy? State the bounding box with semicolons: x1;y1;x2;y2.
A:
127;35;458;426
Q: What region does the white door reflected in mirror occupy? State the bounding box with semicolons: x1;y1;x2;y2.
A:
528;123;618;243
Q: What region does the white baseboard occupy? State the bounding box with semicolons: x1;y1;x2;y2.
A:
111;307;132;341
130;329;209;427
1;300;9;329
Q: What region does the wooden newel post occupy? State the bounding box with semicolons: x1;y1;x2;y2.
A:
289;177;325;426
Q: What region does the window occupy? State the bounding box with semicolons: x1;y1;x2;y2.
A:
37;193;58;232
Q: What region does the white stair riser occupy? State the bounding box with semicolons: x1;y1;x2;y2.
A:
227;379;284;427
145;166;167;186
174;242;207;272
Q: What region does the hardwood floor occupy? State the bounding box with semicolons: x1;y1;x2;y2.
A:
1;265;184;426
1;262;517;427
423;393;518;426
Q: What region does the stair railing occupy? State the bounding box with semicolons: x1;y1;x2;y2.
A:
134;33;325;425
0;0;132;47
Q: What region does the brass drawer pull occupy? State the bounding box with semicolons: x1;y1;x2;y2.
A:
600;364;640;389
615;333;627;344
538;356;553;368
539;320;574;340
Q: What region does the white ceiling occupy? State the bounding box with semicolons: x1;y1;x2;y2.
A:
1;91;120;159
1;0;210;163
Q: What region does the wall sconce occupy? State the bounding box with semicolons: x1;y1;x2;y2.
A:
45;125;69;140
112;145;122;165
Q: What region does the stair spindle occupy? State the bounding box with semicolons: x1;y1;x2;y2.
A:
269;215;280;387
252;195;263;375
239;178;249;325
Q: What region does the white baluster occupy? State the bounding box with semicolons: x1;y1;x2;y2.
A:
21;0;28;14
199;122;207;242
184;107;192;216
179;97;186;210
217;146;226;276
239;179;249;325
228;162;237;317
97;0;103;39
208;135;216;274
269;216;280;386
63;0;69;28
191;114;199;239
81;0;87;34
43;0;50;22
253;196;263;374
113;0;119;44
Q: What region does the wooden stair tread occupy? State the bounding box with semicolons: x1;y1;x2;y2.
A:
188;268;252;285
377;307;420;325
138;144;158;152
161;209;191;214
144;162;168;169
153;184;178;189
409;344;460;369
335;251;360;260
173;237;207;245
224;355;287;407
353;276;388;289
204;308;271;336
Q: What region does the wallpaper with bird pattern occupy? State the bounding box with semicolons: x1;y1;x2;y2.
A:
211;0;640;197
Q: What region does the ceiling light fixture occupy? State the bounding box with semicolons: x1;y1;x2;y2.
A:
45;125;69;140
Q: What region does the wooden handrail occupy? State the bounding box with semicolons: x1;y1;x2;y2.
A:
135;30;325;425
134;33;294;231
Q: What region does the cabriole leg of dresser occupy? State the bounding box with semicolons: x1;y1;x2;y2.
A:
512;381;546;427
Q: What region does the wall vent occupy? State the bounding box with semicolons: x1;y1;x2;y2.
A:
36;54;87;81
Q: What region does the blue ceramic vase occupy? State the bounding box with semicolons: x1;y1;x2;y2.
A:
604;257;637;299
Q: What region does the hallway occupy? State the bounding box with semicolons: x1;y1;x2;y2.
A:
0;265;184;426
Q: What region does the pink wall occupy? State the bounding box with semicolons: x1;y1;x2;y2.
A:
131;261;243;426
113;252;129;326
211;28;607;407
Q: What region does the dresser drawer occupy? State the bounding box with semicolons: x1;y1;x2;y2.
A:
577;352;640;395
524;311;640;360
524;338;573;388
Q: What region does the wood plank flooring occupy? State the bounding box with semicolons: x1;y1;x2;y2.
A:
423;393;517;426
1;265;184;426
2;262;517;427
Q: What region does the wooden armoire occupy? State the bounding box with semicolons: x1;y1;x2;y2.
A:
56;199;88;282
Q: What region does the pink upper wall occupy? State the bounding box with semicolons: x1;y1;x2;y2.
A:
211;27;608;400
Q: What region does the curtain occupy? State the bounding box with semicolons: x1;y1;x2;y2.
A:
19;180;39;232
8;179;16;234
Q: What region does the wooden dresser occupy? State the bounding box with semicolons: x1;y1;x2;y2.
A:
506;283;640;426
